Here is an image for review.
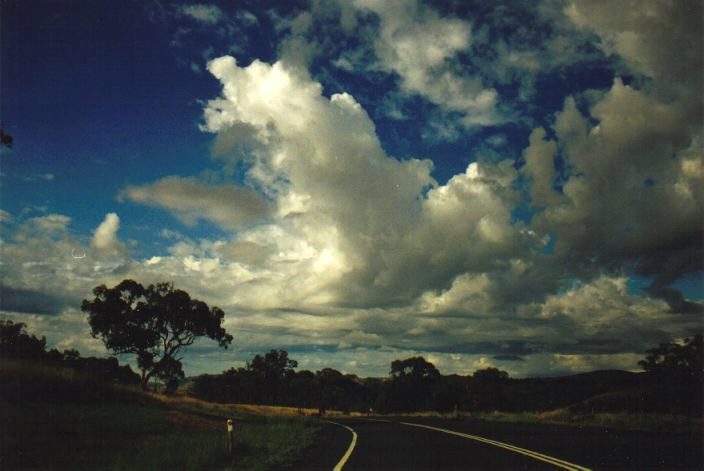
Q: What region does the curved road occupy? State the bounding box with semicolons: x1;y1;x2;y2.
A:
282;417;702;470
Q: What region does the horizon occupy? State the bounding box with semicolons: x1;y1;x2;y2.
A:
1;0;702;379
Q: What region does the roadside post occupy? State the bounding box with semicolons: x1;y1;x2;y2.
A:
227;419;234;458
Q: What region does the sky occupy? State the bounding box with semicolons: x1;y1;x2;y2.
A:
1;0;702;378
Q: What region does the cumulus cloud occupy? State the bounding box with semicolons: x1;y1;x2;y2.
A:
91;213;120;251
523;80;703;308
198;55;538;306
0;212;132;324
565;0;703;100
353;0;502;127
509;1;703;314
25;213;72;236
201;56;426;296
521;128;563;208
536;276;681;351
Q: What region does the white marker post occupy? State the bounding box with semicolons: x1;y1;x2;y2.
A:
227;419;234;458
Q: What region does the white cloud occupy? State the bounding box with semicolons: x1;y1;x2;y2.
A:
26;214;72;236
199;55;537;306
353;0;502;127
538;276;671;336
524;80;703;294
91;213;120;251
180;4;225;25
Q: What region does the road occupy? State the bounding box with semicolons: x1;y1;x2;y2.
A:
281;417;703;470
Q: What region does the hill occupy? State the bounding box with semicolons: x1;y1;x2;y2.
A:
504;370;646;411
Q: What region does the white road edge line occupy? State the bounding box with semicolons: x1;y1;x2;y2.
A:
399;421;592;471
326;420;357;471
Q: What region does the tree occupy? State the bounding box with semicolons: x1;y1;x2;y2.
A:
639;334;703;381
390;356;440;380
81;279;233;390
314;368;366;415
289;370;318;410
469;367;510;411
247;349;298;404
472;367;509;383
0;319;47;360
388;356;440;411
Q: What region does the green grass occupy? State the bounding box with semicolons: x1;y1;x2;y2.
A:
228;416;319;470
0;358;320;470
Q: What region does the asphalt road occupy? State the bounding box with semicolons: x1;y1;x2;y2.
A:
281;417;703;470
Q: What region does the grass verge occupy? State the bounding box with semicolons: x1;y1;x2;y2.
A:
389;407;702;433
0;359;319;470
460;409;702;433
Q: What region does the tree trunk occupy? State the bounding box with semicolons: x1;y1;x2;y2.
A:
140;370;152;390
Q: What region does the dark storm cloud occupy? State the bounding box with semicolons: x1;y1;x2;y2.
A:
0;285;74;316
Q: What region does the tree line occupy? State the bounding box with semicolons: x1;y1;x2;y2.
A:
189;338;703;416
0;319;140;386
190;350;519;414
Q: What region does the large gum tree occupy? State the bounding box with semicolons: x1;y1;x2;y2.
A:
82;279;233;391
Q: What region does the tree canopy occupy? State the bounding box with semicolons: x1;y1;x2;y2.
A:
639;334;703;380
388;356;441;411
390;356;440;379
81;279;233;391
0;319;47;360
247;349;298;403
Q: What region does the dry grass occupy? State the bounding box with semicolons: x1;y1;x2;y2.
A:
358;406;702;433
447;409;703;433
154;393;350;418
232;404;348;416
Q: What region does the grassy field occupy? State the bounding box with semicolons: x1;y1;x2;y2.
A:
492;409;702;433
156;394;346;418
386;408;703;433
0;359;320;470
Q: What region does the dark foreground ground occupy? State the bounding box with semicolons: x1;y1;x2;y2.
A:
281;416;703;470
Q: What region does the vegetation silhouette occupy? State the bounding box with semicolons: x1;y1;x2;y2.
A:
190;339;703;417
0;319;46;360
639;334;702;378
81;279;232;393
3;315;702;417
0;319;140;403
387;356;441;412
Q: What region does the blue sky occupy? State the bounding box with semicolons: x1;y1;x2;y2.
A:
1;0;702;378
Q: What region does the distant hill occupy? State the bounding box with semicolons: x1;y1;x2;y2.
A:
505;370;701;416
